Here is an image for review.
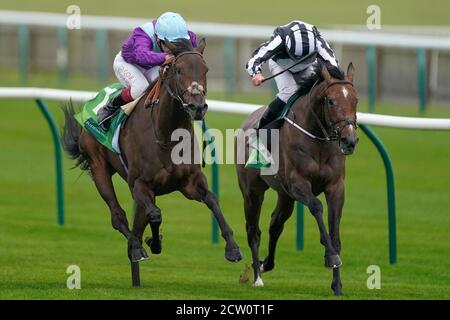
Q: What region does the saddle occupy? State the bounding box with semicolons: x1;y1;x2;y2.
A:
143;56;175;108
144;79;162;108
259;91;304;131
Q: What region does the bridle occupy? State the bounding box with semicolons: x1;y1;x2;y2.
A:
159;51;207;111
151;51;207;150
284;79;357;142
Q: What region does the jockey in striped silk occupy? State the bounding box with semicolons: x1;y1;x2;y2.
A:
246;20;338;129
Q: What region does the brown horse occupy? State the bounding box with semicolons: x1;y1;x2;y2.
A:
61;39;242;285
236;61;358;296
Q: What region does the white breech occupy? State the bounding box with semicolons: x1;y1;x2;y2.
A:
268;59;300;103
113;52;160;99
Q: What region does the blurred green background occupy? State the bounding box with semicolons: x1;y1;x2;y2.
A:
0;1;449;300
1;0;449;25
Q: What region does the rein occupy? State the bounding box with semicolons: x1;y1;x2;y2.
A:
161;51;206;109
151;51;206;150
284;79;356;142
261;51;317;83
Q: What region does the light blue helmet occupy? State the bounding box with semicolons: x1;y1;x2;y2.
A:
155;12;189;41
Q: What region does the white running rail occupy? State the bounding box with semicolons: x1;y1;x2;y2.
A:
1;87;450;130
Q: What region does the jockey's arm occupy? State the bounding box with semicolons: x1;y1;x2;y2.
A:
122;29;167;68
314;28;339;67
246;28;286;79
251;73;265;86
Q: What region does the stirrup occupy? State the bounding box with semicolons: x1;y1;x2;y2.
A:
98;111;116;131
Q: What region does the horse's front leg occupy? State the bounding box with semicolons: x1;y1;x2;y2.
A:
181;172;243;262
325;179;345;296
291;175;341;269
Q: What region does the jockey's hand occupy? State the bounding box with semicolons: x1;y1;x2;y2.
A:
251;73;265;86
164;54;175;64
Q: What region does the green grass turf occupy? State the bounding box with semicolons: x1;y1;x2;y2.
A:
1;0;449;26
0;71;450;299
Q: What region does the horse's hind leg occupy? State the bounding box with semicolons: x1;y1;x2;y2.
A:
90;161;132;239
181;173;242;263
261;193;294;273
325;181;345;296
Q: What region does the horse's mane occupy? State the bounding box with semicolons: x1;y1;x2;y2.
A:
170;38;194;56
296;58;346;97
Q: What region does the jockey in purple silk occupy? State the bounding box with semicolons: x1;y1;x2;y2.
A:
98;12;198;130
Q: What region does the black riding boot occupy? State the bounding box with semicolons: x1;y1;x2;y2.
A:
98;94;126;131
257;97;286;151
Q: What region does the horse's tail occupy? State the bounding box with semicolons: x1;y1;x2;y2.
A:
60;101;89;172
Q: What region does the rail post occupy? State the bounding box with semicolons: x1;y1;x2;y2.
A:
18;24;29;84
56;27;69;83
417;48;427;113
360;124;397;264
35;99;65;226
224;37;235;99
202;122;219;243
366;45;377;113
95;29;109;83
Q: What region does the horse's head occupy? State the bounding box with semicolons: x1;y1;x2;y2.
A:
162;38;208;121
321;63;359;155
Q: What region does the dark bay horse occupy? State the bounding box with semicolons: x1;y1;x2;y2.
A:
61;39;242;285
236;62;358;295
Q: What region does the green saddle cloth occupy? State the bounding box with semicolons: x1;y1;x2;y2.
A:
74;83;127;154
245;91;303;169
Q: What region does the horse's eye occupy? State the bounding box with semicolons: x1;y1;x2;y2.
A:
327;97;336;106
175;67;181;75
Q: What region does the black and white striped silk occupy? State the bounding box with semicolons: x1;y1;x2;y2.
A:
246;20;338;77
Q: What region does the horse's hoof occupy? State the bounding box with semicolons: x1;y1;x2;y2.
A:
324;254;342;269
131;247;150;262
332;281;343;296
334;290;344;296
260;258;274;273
225;247;243;263
145;235;162;254
253;277;264;287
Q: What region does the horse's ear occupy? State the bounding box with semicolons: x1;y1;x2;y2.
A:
346;62;355;83
321;64;332;82
196;38;206;54
163;38;177;52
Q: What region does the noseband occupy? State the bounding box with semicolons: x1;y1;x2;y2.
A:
160;51;206;111
151;51;207;150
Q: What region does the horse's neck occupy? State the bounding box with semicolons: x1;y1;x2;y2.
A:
155;91;192;144
295;83;328;137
